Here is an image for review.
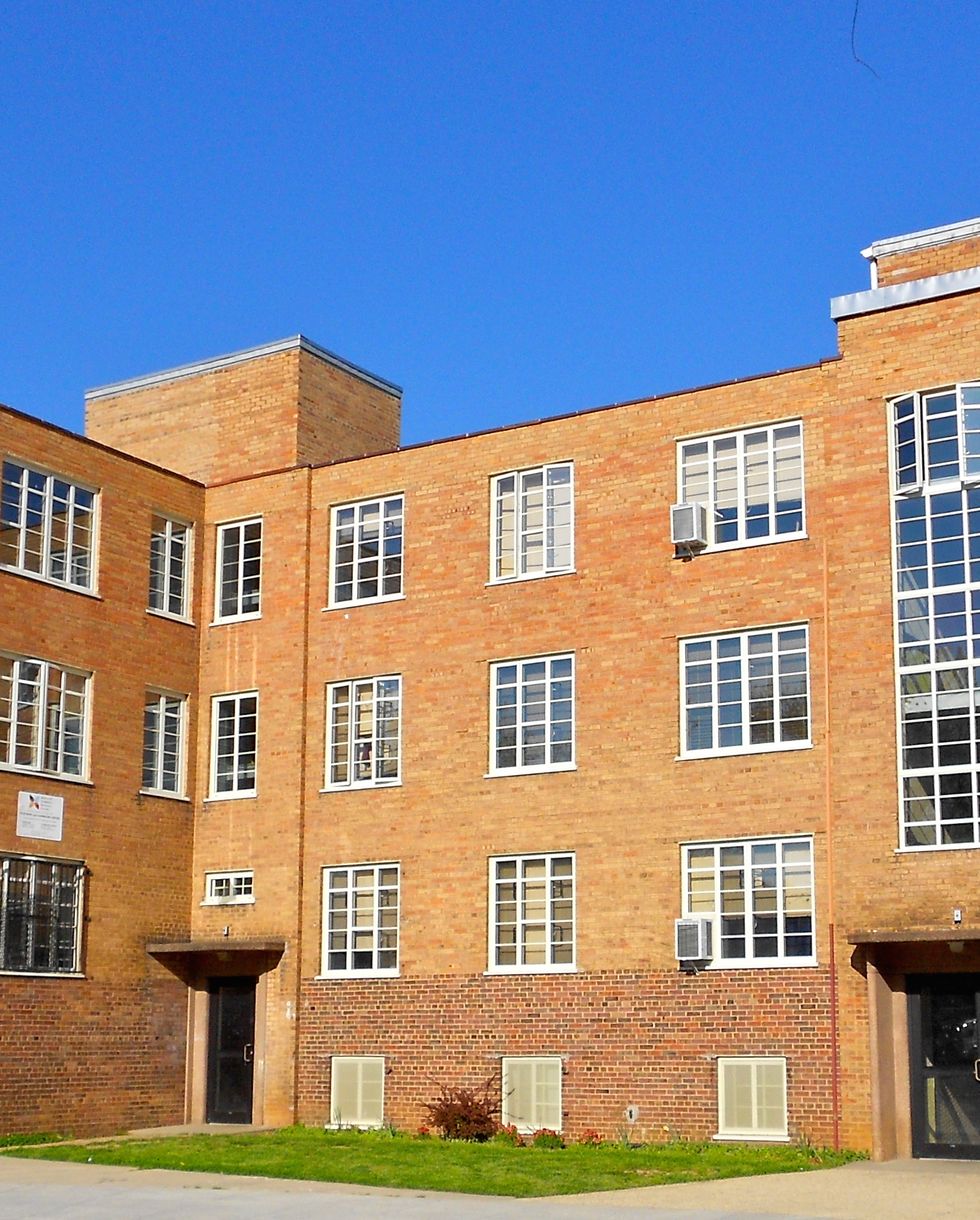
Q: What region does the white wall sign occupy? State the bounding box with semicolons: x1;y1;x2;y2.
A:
16;791;65;842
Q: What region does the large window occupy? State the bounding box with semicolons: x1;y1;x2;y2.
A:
0;854;84;974
489;853;574;973
214;519;262;622
209;692;258;798
325;676;401;789
149;515;191;619
491;463;573;582
678;422;804;549
1;460;96;590
329;495;404;606
717;1057;788;1141
142;691;187;796
330;1056;385;1128
501;1057;562;1133
892;384;980;849
681;626;810;757
0;654;89;779
321;863;399;976
682;837;815;967
490;654;574;774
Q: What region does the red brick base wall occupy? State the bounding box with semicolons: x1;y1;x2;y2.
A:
299;968;836;1145
0;975;187;1138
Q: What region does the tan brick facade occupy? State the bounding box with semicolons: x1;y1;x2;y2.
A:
5;219;980;1154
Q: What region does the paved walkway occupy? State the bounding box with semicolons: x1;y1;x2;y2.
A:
2;1155;980;1220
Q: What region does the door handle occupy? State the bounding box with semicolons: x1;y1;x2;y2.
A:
974;1059;980;1083
243;1043;254;1064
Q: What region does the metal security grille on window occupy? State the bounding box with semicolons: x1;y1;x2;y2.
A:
212;695;257;795
492;655;574;772
217;520;261;619
892;384;980;848
682;627;809;755
149;516;190;617
327;677;401;787
323;864;399;974
143;693;185;794
331;496;403;605
684;838;814;966
0;856;83;973
1;460;95;589
492;464;573;581
0;655;88;778
678;423;804;548
492;854;574;970
501;1057;562;1133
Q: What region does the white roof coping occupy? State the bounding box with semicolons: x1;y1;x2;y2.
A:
861;217;980;261
830;266;980;321
85;335;402;401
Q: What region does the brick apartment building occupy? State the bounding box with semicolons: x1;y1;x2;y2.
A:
4;217;980;1159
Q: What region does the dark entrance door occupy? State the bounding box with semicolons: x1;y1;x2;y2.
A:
909;975;980;1158
206;977;256;1124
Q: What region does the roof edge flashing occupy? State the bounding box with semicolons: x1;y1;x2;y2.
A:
830;265;980;322
860;217;980;262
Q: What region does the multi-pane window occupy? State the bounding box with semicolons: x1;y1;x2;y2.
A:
0;655;89;778
490;853;575;972
891;385;980;849
1;460;96;590
682;837;815;967
215;519;262;621
330;1056;385;1128
325;677;401;788
681;626;810;756
717;1057;788;1140
330;496;404;606
490;655;574;774
321;863;399;975
678;422;804;549
149;515;191;618
141;692;187;796
0;854;84;974
209;692;258;797
491;463;574;581
203;870;254;905
501;1057;562;1133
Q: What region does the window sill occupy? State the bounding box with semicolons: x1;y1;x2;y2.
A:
0;564;101;599
139;789;191;803
203;792;258;803
323;593;406;612
0;969;84;979
146;608;195;627
314;970;400;981
484;965;578;976
485;763;577;779
486;569;576;588
713;1132;789;1143
210;612;262;627
201;896;255;907
319;781;402;793
698;531;808;555
896;841;980;854
677;741;811;761
703;958;817;971
0;764;92;786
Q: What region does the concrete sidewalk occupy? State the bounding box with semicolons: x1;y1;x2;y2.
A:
2;1153;980;1219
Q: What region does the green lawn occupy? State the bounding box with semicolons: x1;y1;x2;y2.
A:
2;1127;863;1197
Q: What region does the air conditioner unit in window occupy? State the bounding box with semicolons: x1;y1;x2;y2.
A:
670;502;709;550
675;917;712;962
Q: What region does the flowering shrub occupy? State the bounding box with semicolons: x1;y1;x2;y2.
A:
531;1128;565;1149
579;1128;602;1146
492;1124;524;1147
423;1078;500;1141
414;1125;431;1140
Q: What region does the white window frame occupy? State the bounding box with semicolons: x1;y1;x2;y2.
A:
0;853;85;976
148;514;192;620
324;676;402;790
716;1056;788;1141
202;870;255;906
1;458;98;592
208;691;258;799
501;1056;562;1134
489;462;574;583
489;654;575;776
676;421;805;551
329;1055;385;1129
328;494;405;608
680;624;810;758
891;382;980;496
681;836;815;968
320;863;399;977
141;690;188;798
0;653;91;780
488;853;575;974
213;518;262;623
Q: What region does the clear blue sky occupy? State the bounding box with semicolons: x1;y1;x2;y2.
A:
3;1;980;447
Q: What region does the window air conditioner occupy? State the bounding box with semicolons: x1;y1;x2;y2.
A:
674;917;712;962
670;502;709;550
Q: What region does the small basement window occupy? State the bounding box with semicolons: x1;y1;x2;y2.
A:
716;1056;788;1141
